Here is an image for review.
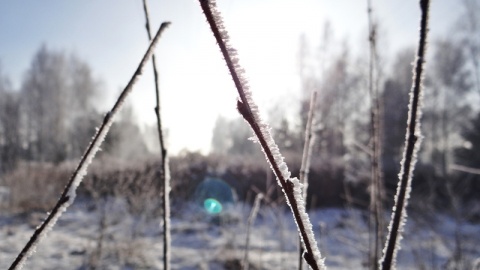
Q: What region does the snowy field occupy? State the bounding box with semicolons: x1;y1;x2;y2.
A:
1;198;480;269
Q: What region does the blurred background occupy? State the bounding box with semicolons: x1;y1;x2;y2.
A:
0;0;479;269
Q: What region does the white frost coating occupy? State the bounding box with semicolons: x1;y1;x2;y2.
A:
163;154;172;269
291;177;324;266
201;1;326;269
380;49;426;268
248;136;259;144
380;137;421;268
68;120;115;201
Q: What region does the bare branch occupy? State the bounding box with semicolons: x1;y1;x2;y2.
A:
450;164;480;175
198;1;325;269
140;1;171;269
8;22;171;270
380;1;430;269
299;90;318;270
243;193;263;270
300;90;318;198
367;0;385;268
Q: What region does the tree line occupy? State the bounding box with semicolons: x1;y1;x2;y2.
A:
0;45;150;175
211;4;480;209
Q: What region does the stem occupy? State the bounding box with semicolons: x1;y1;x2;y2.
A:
298;90;318;270
366;1;384;269
380;1;430;269
140;1;170;269
8;22;171;270
243;193;263;270
449;164;480;175
198;1;325;269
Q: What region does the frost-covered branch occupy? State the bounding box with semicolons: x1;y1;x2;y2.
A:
8;22;171;270
380;1;430;269
197;1;325;269
160;155;171;269
298;90;317;270
140;1;171;269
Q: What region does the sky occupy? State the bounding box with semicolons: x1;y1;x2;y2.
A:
0;0;463;155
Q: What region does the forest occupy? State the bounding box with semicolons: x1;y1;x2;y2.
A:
1;0;480;269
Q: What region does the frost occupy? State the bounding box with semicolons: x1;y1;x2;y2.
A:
380;1;429;266
199;1;326;269
380;133;422;268
163;154;172;269
248;136;259;144
291;177;324;265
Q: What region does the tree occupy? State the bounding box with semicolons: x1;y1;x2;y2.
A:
20;45;103;162
21;45;69;162
0;66;21;173
381;48;414;175
455;111;480;199
297;30;369;196
65;55;104;158
211;116;231;155
103;101;150;160
456;0;480;94
210;116;259;157
428;38;472;176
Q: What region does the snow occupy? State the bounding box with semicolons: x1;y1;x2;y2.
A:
1;199;479;269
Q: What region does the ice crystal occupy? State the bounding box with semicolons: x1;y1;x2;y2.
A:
198;1;325;269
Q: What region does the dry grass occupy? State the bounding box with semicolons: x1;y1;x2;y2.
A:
1;162;72;213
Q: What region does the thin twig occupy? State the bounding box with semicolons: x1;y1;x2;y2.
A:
353;140;374;156
91;198;107;270
243;193;263;270
141;0;166;155
198;1;325;269
298;90;318;270
300;91;318;205
380;1;430;269
366;0;384;269
140;1;171;269
8;22;171;270
449;164;480;175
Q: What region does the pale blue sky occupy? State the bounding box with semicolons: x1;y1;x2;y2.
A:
0;0;462;154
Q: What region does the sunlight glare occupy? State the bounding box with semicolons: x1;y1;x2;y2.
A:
204;198;223;214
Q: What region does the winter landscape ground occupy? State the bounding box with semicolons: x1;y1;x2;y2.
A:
1;198;479;269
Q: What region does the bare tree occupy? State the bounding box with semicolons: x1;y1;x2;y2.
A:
21;46;69;162
211;116;261;157
19;46;104;162
457;0;480;94
432;38;472;175
0;67;20;173
381;48;414;182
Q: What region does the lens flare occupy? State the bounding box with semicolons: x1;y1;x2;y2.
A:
204;198;222;214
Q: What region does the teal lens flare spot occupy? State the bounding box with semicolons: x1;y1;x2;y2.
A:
204;198;222;214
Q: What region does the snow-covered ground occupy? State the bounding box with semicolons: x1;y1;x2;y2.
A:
1;198;480;269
